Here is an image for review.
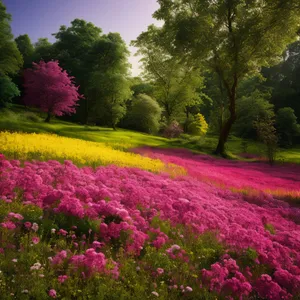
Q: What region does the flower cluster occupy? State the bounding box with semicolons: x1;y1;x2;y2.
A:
0;153;300;298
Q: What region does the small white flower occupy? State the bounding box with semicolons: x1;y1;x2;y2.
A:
51;228;56;234
32;223;39;232
21;289;28;294
151;291;159;297
12;259;18;263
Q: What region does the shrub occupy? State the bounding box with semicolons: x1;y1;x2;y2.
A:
125;94;162;134
254;118;278;165
163;121;183;138
276;107;300;147
0;76;20;109
188;113;208;136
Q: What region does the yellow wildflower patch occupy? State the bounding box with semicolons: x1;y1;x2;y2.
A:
0;132;186;175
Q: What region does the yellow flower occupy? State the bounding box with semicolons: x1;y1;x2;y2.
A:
0;132;185;176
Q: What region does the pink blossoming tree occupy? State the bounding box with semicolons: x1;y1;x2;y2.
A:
23;60;82;122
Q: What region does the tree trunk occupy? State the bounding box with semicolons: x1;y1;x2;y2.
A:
215;77;238;156
45;111;51;123
215;111;236;156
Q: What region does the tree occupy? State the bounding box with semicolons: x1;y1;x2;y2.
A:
32;38;54;63
188;113;208;137
0;0;22;76
263;41;300;121
0;76;20;108
132;25;204;123
15;34;34;67
125;94;162;134
234;90;274;138
153;0;300;155
276;107;300;147
23;61;82;122
254;118;278;165
88;72;131;129
53;20;130;124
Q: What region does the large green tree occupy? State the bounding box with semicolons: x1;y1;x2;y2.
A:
88;72;132;129
15;34;34;67
53;20;130;124
153;0;300;155
133;25;203;123
0;0;22;76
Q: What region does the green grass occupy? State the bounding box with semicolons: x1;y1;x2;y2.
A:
1;106;300;163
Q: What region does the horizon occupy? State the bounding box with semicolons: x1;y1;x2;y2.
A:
3;0;162;77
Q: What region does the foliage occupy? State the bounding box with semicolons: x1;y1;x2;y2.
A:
124;94;162;134
53;20;130;124
263;40;300;121
153;0;300;154
0;1;23;76
163;121;183;139
0;132;185;175
188;113;208;137
132;25;204;122
0;76;20;109
254;119;278;165
88;72;131;129
130;77;154;97
276;107;300;147
15;34;34;67
23;60;82;122
234;90;275;138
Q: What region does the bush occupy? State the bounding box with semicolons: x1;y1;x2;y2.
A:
188;113;208;136
276;107;300;147
0;76;20;109
124;94;161;134
254;118;278;165
163;121;183;138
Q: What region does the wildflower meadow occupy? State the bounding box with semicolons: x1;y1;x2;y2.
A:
1;0;300;298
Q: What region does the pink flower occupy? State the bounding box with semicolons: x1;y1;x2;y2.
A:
32;236;40;244
32;223;39;232
58;275;68;283
24;222;32;229
157;268;164;275
186;286;193;292
58;229;68;236
8;212;24;220
1;221;16;230
48;289;57;298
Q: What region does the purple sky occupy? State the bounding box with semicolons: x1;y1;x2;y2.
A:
3;0;162;76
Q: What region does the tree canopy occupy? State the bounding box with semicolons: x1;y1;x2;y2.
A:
151;0;300;154
0;0;22;76
23;61;82;122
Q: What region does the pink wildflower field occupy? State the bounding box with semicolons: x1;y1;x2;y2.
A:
134;147;300;200
1;149;300;299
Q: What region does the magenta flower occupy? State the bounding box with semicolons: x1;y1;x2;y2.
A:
24;222;32;229
32;236;40;244
58;275;68;283
48;289;57;298
1;221;16;230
